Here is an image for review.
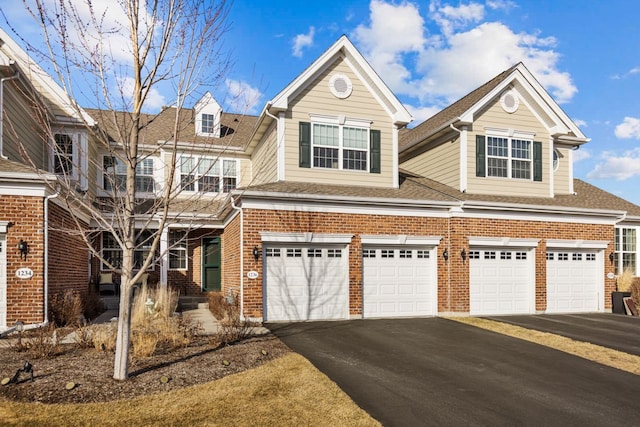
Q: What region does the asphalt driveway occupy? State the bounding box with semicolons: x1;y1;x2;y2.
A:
268;318;640;427
486;313;640;356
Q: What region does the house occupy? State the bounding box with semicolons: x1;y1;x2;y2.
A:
3;29;640;331
0;27;92;331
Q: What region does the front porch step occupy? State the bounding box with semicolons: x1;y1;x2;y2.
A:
178;296;209;311
99;295;208;312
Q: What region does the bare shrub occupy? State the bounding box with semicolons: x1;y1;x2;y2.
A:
83;288;105;321
15;324;64;359
50;290;85;327
617;268;635;292
207;292;227;320
216;292;256;345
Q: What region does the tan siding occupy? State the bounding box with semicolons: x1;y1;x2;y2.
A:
284;58;395;187
250;124;278;185
3;83;48;168
553;146;571;195
400;137;460;187
467;97;551;197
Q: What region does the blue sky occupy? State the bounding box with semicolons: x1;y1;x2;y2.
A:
2;1;640;205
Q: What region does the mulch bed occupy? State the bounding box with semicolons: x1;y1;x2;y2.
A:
0;335;291;404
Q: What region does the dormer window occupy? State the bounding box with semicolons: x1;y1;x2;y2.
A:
201;113;216;134
194;92;222;137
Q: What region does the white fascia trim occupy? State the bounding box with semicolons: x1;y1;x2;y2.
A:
393;125;399;188
0;221;9;233
484;126;536;139
452;209;618;225
243;199;450;218
239;190;457;209
461;200;625;218
361;235;442;246
546;239;609;249
459;126;468;192
0;185;48;197
468;236;540;248
277;112;286;181
260;232;353;244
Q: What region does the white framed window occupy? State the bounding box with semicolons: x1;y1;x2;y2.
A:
179;156;237;193
103;156;155;193
101;230;156;271
51;130;88;190
310;115;370;171
487;136;532;179
201;113;216;134
615;227;637;274
169;230;187;270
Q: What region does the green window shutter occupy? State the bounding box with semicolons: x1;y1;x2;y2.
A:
299;122;311;168
370;130;381;173
476;135;486;177
533;141;542;181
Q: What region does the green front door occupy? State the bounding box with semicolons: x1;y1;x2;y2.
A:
202;237;221;292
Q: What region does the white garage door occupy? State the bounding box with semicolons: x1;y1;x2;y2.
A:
264;245;349;321
470;248;534;315
363;247;436;318
546;251;602;313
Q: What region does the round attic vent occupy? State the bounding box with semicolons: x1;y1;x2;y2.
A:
500;90;519;113
329;73;353;99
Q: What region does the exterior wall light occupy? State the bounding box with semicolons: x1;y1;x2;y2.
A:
461;249;467;262
442;249;449;261
17;239;28;260
609;252;615;264
253;246;260;261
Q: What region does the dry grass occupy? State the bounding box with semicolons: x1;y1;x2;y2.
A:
0;353;380;427
450;317;640;375
617;268;636;292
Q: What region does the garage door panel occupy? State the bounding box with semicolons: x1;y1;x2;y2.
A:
547;251;601;314
265;245;349;322
363;247;436;318
470;248;534;316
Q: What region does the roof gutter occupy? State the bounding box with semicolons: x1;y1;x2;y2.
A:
400;117;468;155
0;70;20;159
459;199;626;218
237;189;459;209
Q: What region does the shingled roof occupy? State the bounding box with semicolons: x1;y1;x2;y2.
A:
238;176;640;217
85;107;258;150
399;63;519;150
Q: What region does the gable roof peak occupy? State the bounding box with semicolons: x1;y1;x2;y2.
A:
267;34;412;126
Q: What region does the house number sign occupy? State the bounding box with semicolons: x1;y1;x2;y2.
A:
16;268;34;279
247;271;259;279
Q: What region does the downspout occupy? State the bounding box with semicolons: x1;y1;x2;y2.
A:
230;196;244;320
43;191;59;327
0;71;20;159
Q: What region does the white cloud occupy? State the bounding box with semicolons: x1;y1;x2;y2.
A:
429;1;485;37
224;79;263;114
573;119;587;128
572;148;591;163
587;148;640;180
615;117;640;139
353;0;426;94
352;0;577;110
292;26;315;58
486;0;517;10
404;103;441;125
119;77;165;112
611;66;640;80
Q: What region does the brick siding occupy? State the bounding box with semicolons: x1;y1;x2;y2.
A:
241;208;615;319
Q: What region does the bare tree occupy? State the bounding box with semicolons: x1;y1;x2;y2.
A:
16;0;233;380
